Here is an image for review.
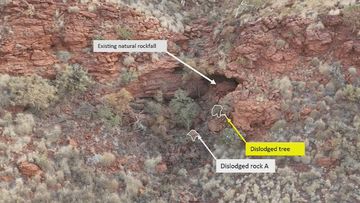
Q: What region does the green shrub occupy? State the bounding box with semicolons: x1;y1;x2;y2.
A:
96;105;121;127
144;155;162;173
99;152;116;166
13;113;35;136
0;74;11;106
248;0;266;9
93;35;105;40
275;39;287;49
0;74;57;109
220;127;239;144
310;57;320;67
348;66;357;76
236;56;251;66
1;112;35;136
276;76;293;99
271;119;287;132
115;26;133;40
120;68;138;85
343;5;360;29
144;101;162;115
56;50;72;63
67;6;80;13
103;88;133;114
0;0;10;6
55;64;92;95
169;89;200;129
122;56;135;67
343;85;360;102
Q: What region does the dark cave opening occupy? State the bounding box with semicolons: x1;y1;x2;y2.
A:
210;74;243;85
185;73;241;100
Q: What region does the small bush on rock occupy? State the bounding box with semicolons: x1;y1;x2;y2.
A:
96;105;121;127
103;88;133;114
0;74;57;109
115;26;133;40
55;64;92;95
169;89;200;130
343;85;360;102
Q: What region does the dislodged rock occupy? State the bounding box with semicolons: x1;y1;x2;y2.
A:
18;161;42;177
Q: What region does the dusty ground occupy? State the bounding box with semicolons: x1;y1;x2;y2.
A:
0;0;359;202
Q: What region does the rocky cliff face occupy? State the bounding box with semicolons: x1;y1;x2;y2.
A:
1;1;360;202
0;0;186;81
1;0;359;138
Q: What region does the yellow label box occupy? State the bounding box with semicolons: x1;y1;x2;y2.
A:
246;142;305;156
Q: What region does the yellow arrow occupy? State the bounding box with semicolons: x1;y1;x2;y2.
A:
225;117;247;144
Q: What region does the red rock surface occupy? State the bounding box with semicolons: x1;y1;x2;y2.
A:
18;161;42;177
315;157;338;168
0;0;186;83
1;1;359;141
126;58;182;98
232;100;281;131
185;15;359;138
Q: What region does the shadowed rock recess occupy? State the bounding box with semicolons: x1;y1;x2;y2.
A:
0;0;359;202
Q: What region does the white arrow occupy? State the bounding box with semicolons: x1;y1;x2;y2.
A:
198;137;217;160
166;51;216;85
187;130;217;160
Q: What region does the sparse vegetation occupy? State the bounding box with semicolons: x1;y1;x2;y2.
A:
169;89;200;129
1;1;359;202
273;76;293;99
348;66;357;76
96;105;122;127
99;152;116;166
343;4;360;30
120;68;138;85
144;155;162;173
267;62;360;202
56;50;72;63
87;3;97;12
55;64;92;95
93;35;105;40
248;0;266;10
103;88;133;114
0;112;35;136
144;100;162;115
236;56;252;68
122;55;135;67
220;127;239;144
0;74;57;109
0;0;10;5
275;39;287;49
67;6;80;13
343;84;360;102
310;57;320;67
115;26;133;40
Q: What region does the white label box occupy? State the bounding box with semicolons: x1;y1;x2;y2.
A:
216;159;276;173
93;40;167;52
